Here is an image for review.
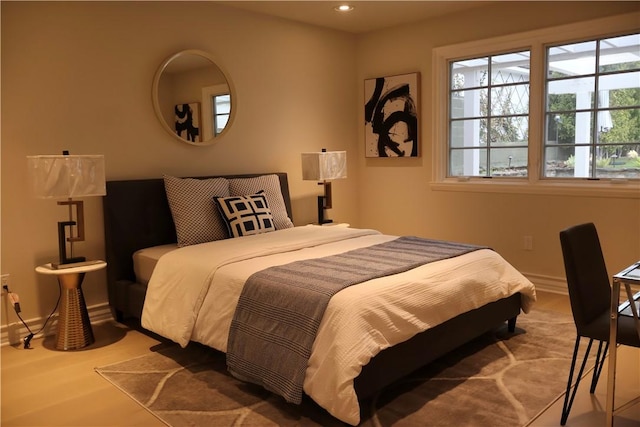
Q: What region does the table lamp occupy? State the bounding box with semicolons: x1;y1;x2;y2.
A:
27;152;106;269
301;149;347;224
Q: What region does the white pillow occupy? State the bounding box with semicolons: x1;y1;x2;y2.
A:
229;175;294;230
164;175;230;246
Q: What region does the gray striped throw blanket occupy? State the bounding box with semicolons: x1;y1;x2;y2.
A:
226;236;487;404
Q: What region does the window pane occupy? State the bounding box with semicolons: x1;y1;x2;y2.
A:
488;117;528;145
547;77;595;110
548;41;596;78
601;148;640;179
599;107;640;143
547;143;640;180
599;72;640;109
215;114;229;134
491;51;530;84
546;112;574;144
451;57;488;89
449;148;487;176
450;118;486;148
490;147;528;177
599;33;640;73
570;111;594;145
595;162;640;179
450;88;487;119
214;95;231;114
490;84;529;115
544;145;593;178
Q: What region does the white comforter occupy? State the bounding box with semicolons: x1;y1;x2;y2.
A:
141;225;536;425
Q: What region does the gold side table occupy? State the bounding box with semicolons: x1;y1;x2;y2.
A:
35;260;107;350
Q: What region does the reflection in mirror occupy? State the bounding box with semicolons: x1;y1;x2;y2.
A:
152;50;233;145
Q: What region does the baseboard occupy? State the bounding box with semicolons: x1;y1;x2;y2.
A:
1;303;113;347
0;275;565;347
522;272;568;295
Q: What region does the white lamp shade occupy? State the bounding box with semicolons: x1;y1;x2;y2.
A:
301;151;347;181
27;155;106;199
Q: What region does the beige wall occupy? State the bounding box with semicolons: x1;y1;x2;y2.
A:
1;1;639;339
1;1;358;331
355;2;640;281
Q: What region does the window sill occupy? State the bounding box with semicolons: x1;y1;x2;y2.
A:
430;179;640;199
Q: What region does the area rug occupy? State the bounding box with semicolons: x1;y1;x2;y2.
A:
96;308;585;426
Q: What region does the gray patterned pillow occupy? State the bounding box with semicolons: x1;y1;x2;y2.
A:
229;175;294;230
215;191;276;238
164;175;230;246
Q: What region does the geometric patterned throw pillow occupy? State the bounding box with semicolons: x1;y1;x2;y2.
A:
214;191;275;238
164;175;230;246
229;175;294;230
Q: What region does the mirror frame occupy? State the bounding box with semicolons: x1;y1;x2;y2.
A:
152;49;235;146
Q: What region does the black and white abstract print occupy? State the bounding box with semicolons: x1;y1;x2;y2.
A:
175;102;201;143
364;73;419;158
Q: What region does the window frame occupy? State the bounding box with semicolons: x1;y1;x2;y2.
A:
201;83;231;140
431;13;640;199
212;93;231;137
448;50;532;178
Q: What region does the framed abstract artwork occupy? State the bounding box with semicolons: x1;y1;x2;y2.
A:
174;102;201;143
364;72;419;158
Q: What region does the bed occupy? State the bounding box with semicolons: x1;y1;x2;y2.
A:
102;172;536;425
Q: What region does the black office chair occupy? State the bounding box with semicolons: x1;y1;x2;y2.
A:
559;223;640;425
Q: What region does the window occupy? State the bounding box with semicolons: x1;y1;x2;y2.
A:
433;13;640;197
201;84;231;140
212;94;231;136
449;51;530;177
544;34;640;179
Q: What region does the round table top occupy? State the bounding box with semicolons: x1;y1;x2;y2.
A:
35;260;107;275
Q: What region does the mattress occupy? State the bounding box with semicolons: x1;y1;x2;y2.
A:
133;244;177;285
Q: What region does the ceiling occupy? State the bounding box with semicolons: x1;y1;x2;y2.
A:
218;1;494;34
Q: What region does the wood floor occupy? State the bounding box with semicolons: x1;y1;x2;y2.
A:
1;291;638;426
527;293;640;427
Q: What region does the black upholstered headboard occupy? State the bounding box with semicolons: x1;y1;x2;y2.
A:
102;173;292;320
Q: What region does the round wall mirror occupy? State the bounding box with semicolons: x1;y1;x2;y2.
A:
152;49;234;145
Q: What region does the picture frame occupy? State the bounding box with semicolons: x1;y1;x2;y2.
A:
174;102;201;143
364;72;420;158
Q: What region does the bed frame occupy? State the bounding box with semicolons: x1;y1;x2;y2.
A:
102;172;522;402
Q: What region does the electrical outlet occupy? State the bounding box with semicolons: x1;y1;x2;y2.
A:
1;274;9;291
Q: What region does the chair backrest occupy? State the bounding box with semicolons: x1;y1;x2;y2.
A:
559;223;611;335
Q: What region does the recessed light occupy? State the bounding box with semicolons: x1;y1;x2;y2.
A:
334;4;354;12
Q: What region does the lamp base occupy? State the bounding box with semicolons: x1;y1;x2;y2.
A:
56;220;86;268
317;196;333;225
52;259;88;270
53;260;103;270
